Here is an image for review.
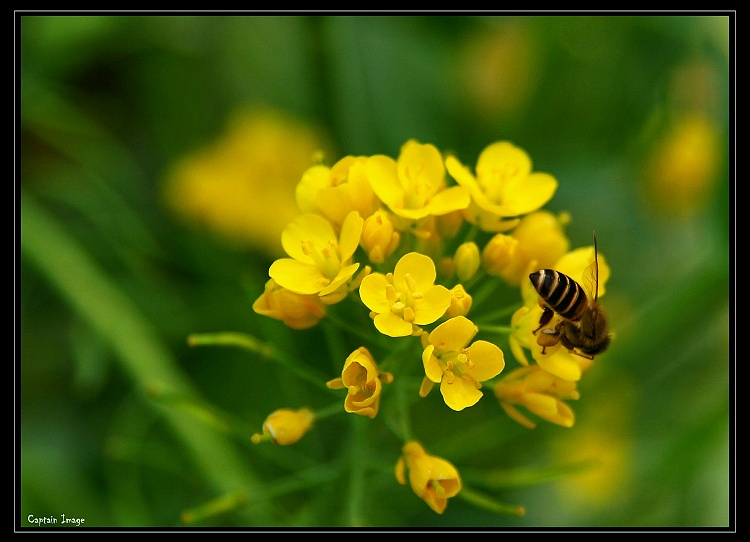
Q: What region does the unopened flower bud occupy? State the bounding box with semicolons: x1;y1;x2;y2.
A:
251;407;315;445
361;210;400;264
454;242;480;282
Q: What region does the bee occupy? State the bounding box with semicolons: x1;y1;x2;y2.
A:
528;233;610;358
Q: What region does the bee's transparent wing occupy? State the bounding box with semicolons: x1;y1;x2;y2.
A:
582;257;599;301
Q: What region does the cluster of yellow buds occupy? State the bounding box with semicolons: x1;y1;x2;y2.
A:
251;139;611;514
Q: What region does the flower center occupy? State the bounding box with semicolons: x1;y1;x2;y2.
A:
480;163;520;203
384;274;420;323
301;238;342;279
440;349;478;386
402;162;437;209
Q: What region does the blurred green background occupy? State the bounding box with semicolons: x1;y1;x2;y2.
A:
19;15;731;528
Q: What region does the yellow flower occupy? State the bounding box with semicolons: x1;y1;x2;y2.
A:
251;407;315;445
445;284;472;318
445;141;558;232
359;252;451;337
511;244;610;381
421;316;505;411
326;347;393;419
360;210;401;264
494;365;579;429
252;278;326;330
296;155;381;229
269;210;363;304
162;107;329;255
483;211;570;286
395;441;461;514
551;378;635;510
643;113;722;216
365;140;470;224
458;22;539;120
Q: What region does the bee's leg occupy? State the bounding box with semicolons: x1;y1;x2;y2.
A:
532;305;555;334
560;326;594;360
536;322;562;354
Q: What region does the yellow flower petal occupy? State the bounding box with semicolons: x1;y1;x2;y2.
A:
412;286;451;325
395;456;406;485
269;258;329;295
319;262;360;296
296;165;332;214
281;214;337;264
466;340;505;381
359;273;392;313
428;316;477;352
422;345;443;383
444;155;478;190
374;311;414;337
326;377;345;390
393;252;437;291
338;211;364;261
500;172;558;215
509;336;531;367
441;376;483;411
535;350;582;382
397;140;445;196
366;155;403;207
476;141;532;184
499;402;538;429
524;392;575;427
424;186;471;216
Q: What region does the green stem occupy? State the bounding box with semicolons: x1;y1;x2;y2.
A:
188;331;333;393
460;460;597;489
395;375;415;442
314;401;346;421
325;309;378;345
457;486;526;517
187;331;272;355
475;303;522;325
181;488;249;525
347;416;368;526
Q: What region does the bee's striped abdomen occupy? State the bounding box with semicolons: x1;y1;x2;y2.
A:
529;269;588;321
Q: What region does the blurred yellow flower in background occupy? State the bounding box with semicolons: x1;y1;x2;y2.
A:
457;21;540;121
162;106;331;255
550;378;635;513
642;113;722;217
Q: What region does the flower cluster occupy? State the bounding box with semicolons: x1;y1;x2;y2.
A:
251;139;612;515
